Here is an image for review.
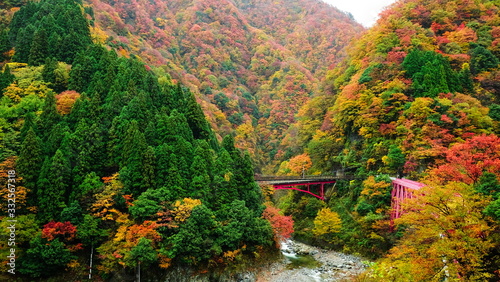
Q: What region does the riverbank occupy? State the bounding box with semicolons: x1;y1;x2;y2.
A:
255;240;368;282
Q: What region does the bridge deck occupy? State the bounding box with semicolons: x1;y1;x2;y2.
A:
255;175;356;182
256;176;345;200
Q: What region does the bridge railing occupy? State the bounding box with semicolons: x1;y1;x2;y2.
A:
254;174;358;181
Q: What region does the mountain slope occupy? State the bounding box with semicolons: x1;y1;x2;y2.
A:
0;0;283;279
85;0;363;170
281;0;500;274
295;0;500;177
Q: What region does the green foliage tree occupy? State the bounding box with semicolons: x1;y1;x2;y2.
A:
184;92;211;140
216;200;273;251
129;186;173;221
42;57;57;86
126;237;158;278
384;145;406;175
469;44;500;74
402;49;462;97
59;201;84;225
209;149;237;208
71;172;103;208
9;0;91;64
17;128;42;193
37;149;70;221
190;154;210;199
12;25;34;63
19;236;75;278
0;65;15;94
157;110;194;144
143;146;156;189
120;120;149;195
169;204;217;264
489;104;500;121
69;121;104;184
37;91;60;140
0;29;10;61
28;28;48;66
77;214;107;246
476;173;500;221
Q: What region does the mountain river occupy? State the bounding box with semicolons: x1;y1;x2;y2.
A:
255;240;368;282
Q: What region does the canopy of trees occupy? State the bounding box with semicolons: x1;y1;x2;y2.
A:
0;0;276;279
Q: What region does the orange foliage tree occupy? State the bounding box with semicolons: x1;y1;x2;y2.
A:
55;90;80;115
287;153;313;176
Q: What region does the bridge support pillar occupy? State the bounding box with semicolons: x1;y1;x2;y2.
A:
390;179;426;231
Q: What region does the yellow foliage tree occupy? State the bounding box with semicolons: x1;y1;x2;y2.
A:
362;182;494;281
0;157;29;213
91;173;124;221
171;198;202;223
312;207;342;243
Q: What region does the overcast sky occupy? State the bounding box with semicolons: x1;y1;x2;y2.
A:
322;0;398;27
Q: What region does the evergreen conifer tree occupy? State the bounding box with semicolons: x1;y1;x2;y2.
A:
0;64;15;94
20;112;36;141
42;57;58;85
38;149;70;221
190;155;210;199
184;92;211;140
470;44;500;74
17;128;43;193
38;91;60;140
210;149;237;208
142;146;156;190
120;121;148;195
0;30;10;61
13;25;35;63
28;28;48;66
155;144;172;189
164;154;187;198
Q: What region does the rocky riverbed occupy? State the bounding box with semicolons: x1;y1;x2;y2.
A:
255;240;368;282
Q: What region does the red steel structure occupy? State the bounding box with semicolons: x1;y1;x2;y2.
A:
272;180;337;200
390;178;426;221
258;176;426;220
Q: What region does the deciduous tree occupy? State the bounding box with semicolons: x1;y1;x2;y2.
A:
312;207;342;243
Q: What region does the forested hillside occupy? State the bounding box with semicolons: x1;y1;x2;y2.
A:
296;0;500;177
1;0;500;280
277;0;500;280
84;0;363;171
0;0;293;280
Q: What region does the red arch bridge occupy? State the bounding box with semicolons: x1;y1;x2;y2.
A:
256;175;425;221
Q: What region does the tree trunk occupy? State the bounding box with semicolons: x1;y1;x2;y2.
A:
136;261;141;282
89;243;94;280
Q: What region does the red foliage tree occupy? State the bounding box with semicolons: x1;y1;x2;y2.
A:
427;135;500;184
42;221;78;241
42;221;83;252
262;203;294;245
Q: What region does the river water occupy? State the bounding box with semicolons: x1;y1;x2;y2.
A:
255;240;367;282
